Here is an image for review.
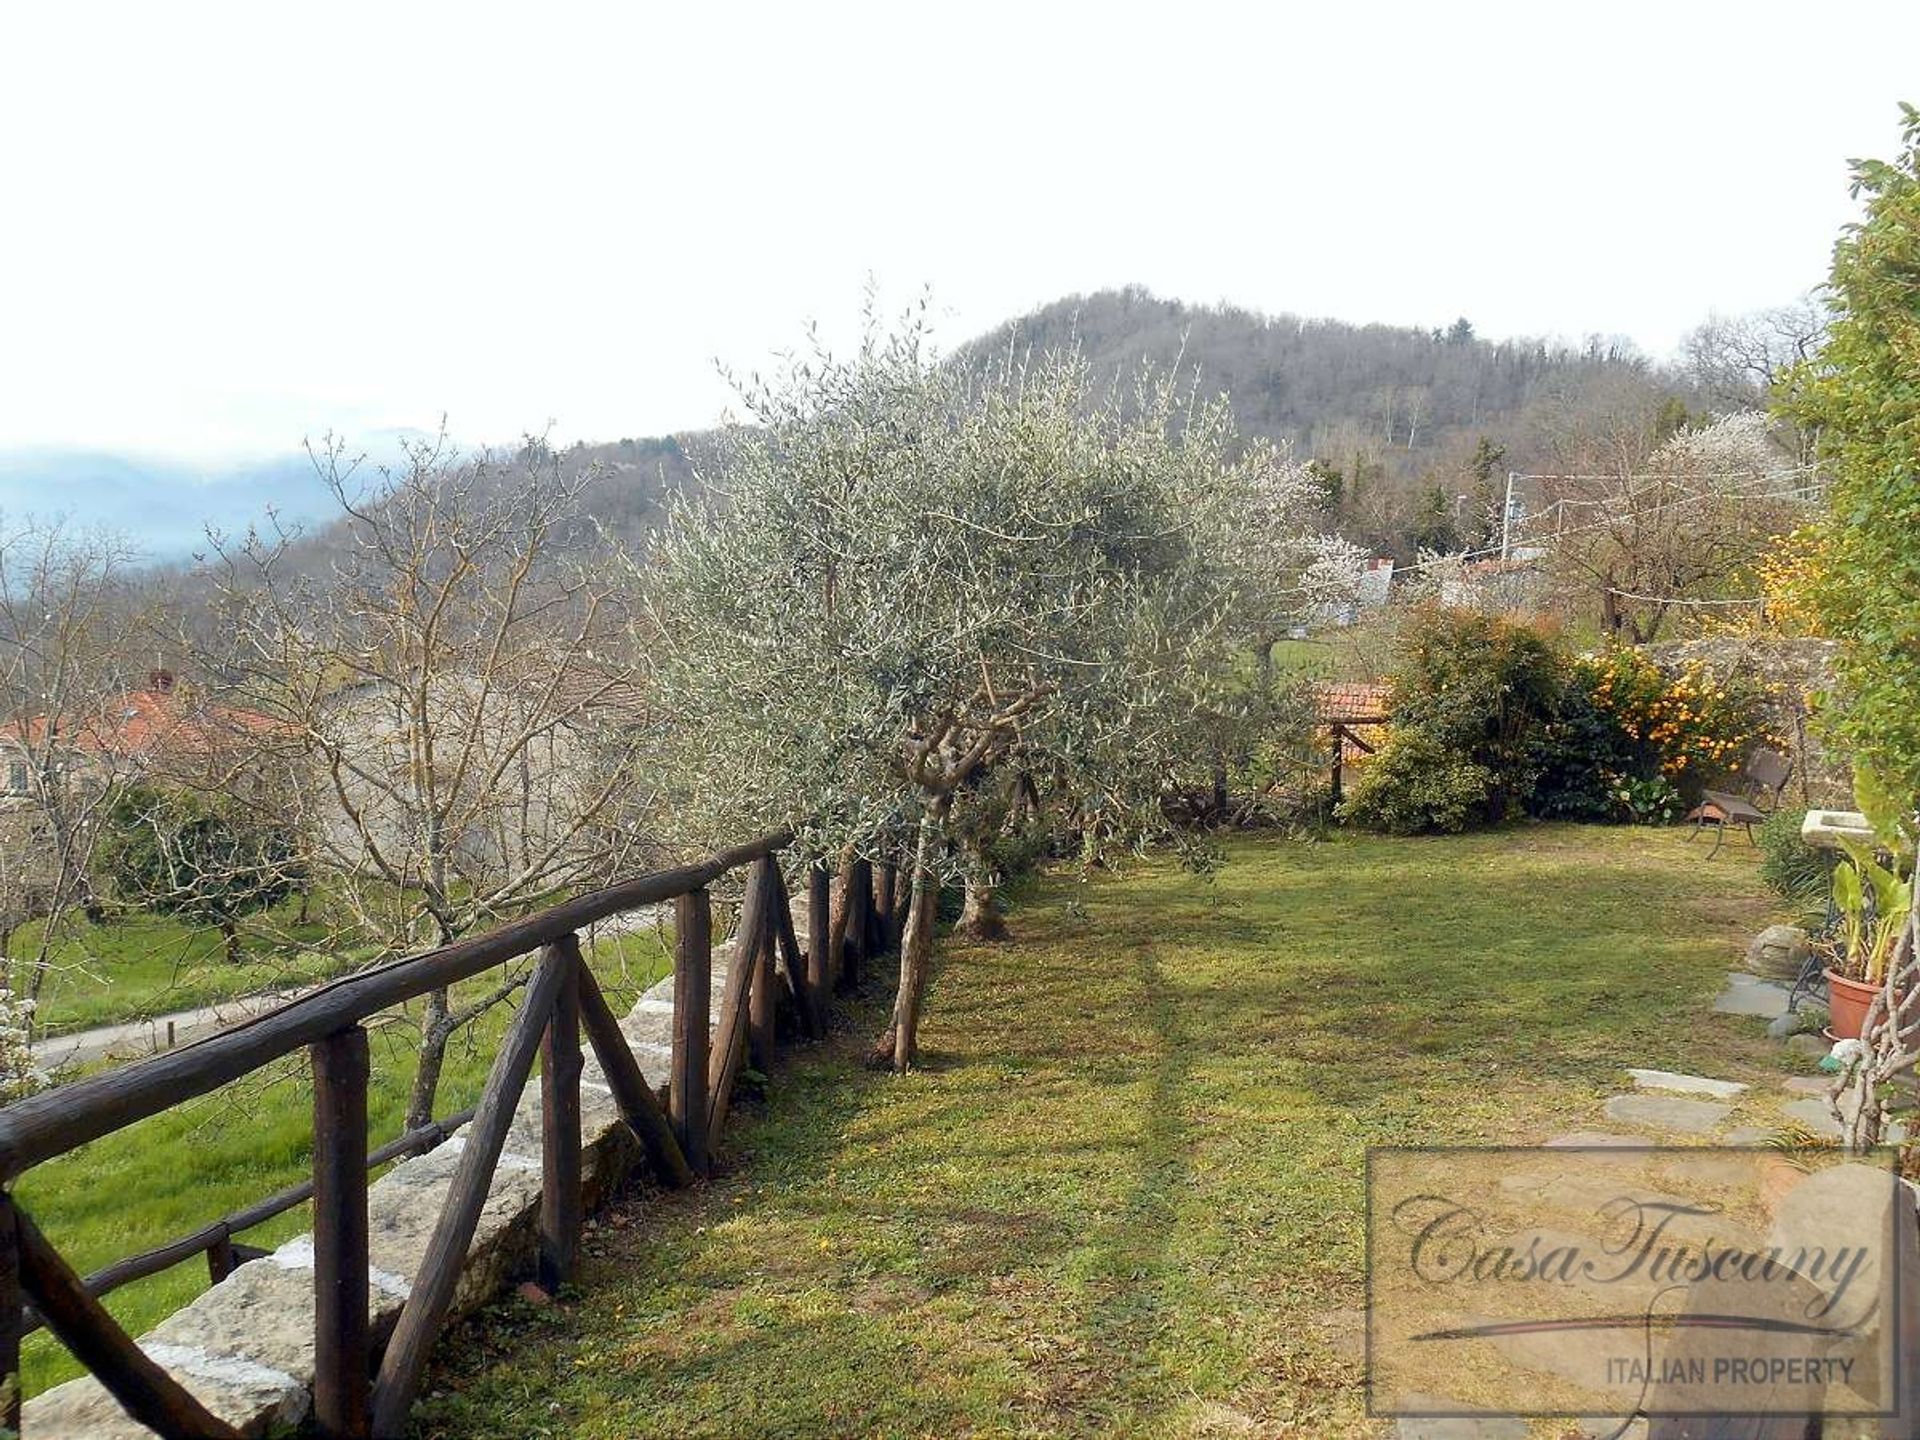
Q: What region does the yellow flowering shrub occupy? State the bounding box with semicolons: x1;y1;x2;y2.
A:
1577;647;1784;798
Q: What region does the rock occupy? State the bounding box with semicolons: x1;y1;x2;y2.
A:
1602;1093;1734;1135
516;1281;554;1306
1713;973;1793;1019
1571;1421;1648;1440
1391;1396;1528;1438
1543;1131;1644;1148
1625;1068;1747;1099
1784;1076;1831;1096
1767;1002;1827;1039
1780;1097;1842;1137
1786;1032;1834;1064
1746;923;1812;981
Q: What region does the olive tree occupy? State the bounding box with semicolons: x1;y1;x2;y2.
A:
638;315;1305;1070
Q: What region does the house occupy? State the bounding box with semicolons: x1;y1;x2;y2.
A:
1437;549;1547;616
307;668;649;890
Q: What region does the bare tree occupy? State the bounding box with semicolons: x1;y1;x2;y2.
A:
208;436;655;1128
1680;299;1830;410
1533;412;1807;642
0;517;144;1016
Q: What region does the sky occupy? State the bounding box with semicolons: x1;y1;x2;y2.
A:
2;0;1917;465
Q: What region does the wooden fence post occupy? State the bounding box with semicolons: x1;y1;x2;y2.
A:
539;937;584;1294
806;862;831;1019
874;861;897;954
371;949;571;1437
767;867;818;1040
670;889;712;1176
747;861;778;1072
0;1191;19;1436
844;857;873;990
311;1024;370;1440
205;1230;237;1285
575;965;692;1188
706;868;770;1153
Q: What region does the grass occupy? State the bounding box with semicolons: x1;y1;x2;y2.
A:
13;898;365;1035
13;921;676;1398
412;824;1786;1439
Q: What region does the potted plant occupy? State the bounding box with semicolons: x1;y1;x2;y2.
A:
1823;839;1912;1041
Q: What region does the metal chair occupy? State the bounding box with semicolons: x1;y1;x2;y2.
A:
1685;748;1793;858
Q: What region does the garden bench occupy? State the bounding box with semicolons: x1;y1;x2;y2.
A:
1684;748;1792;858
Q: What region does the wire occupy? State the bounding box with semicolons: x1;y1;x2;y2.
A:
1392;473;1817;577
1602;587;1767;607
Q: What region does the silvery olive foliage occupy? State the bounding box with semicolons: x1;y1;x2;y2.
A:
637;310;1337;1064
643;313;1330;860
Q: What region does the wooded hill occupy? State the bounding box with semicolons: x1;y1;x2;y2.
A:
565;286;1699;561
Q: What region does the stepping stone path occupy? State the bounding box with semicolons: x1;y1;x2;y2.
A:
1602;1093;1733;1134
1625;1067;1747;1099
1712;972;1794;1019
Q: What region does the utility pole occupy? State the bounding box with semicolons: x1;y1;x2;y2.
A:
1499;471;1518;560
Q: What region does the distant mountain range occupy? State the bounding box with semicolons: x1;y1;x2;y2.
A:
0;430;440;558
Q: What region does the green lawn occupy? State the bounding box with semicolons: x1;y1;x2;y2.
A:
13;925;675;1398
14;899;363;1035
412;825;1788;1440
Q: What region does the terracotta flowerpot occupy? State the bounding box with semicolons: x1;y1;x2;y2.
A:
1825;969;1881;1043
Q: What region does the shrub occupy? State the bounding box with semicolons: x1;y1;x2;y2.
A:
1527;665;1642;820
1613;774;1686;826
98;786;298;963
1759;807;1828;903
1370;607;1566;825
1340;729;1494;835
1578;647;1781;804
1782;105;1920;810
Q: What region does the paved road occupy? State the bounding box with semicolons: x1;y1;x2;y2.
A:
32;982;333;1073
29;904;680;1075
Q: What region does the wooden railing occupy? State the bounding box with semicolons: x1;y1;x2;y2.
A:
0;832;899;1438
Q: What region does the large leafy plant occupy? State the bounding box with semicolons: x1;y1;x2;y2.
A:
1784;104;1920;813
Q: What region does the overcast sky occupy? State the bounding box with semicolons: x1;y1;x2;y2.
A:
3;1;1916;462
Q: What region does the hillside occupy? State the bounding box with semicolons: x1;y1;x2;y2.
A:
955;287;1678;477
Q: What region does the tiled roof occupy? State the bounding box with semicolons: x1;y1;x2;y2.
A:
1309;681;1393;723
2;689;279;760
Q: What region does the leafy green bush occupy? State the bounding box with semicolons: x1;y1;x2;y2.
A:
1784;105;1920;811
1759;808;1828;903
98;786;298;963
1341;607;1562;833
1340;729;1494;835
1613;775;1685;826
1527;666;1640;820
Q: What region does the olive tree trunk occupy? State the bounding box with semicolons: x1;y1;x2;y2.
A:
869;803;945;1071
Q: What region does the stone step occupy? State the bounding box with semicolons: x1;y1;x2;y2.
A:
1712;972;1794;1019
1624;1068;1748;1099
1601;1093;1734;1135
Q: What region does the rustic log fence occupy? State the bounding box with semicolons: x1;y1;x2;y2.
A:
0;830;898;1438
